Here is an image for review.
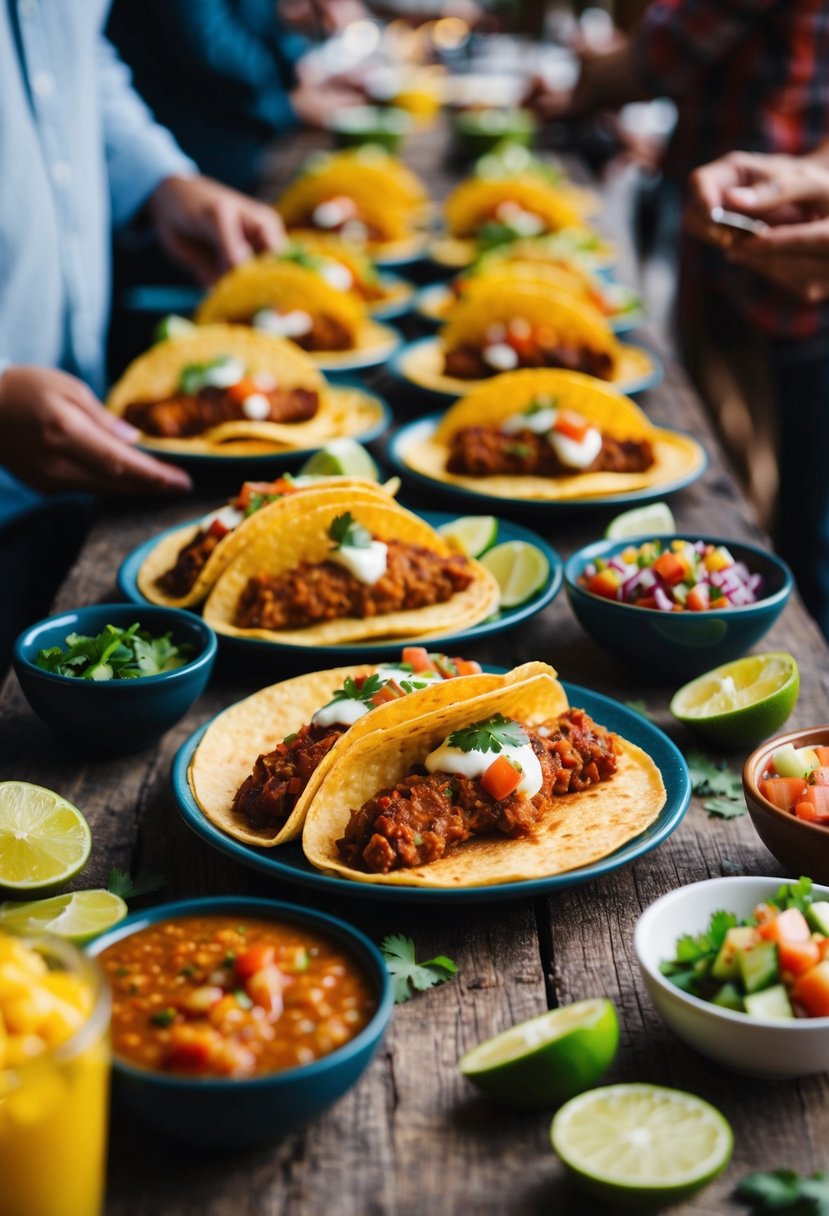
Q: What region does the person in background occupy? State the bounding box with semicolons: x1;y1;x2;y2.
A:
0;2;285;510
106;0;368;196
525;0;829;633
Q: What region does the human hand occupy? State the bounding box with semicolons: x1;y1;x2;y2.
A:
149;175;285;286
0;367;192;495
724;217;829;302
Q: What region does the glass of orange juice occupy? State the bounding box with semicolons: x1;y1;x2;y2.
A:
0;930;111;1216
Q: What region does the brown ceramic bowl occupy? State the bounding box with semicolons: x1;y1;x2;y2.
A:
743;725;829;883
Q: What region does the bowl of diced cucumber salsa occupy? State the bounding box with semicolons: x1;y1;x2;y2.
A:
634;875;829;1078
743;727;829;883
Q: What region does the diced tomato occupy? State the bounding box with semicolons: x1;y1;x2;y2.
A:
208;518;230;540
686;585;710;612
813;767;829;786
804;785;829;822
226;376;262;406
819;938;829;962
505;328;536;360
234;943;276;979
778;939;822;975
758;906;811;944
710;596;730;609
554;411;590;443
634;596;658;609
401;647;437;674
652;552;686;585
451;657;482;677
371;682;402;706
587;571;619;599
759;777;808;812
480;754;522;801
814;747;829;766
234;479;290;509
792;960;829;1017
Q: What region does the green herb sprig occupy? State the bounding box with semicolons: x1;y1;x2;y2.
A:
736;1168;829;1215
36;624;191;681
381;935;457;1004
448;714;526;755
329;512;372;551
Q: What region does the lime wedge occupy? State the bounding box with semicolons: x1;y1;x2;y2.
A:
0;783;91;897
551;1083;733;1206
154;314;196;343
437;515;498;558
605;502;676;540
480;541;550;607
459;998;619;1108
299;438;379;480
670;652;799;747
0;889;128;944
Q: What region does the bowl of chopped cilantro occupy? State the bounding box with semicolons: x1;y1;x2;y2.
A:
634;875;829;1078
13;604;217;752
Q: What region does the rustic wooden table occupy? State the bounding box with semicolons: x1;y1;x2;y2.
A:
2;125;828;1216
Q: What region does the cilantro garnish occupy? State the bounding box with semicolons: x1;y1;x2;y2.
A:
768;876;813;914
244;491;282;518
36;624;191;681
476;219;523;252
524;395;557;415
687;750;745;817
381;934;458;1004
736;1169;829;1215
703;797;746;820
448;714;526;755
108;868;165;902
504;442;532;459
279;244;321;271
329;512;372;550
331;674;386;704
659;909;738;996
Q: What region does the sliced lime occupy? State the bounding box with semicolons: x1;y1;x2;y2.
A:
459;998;619;1108
0;889;128;945
0;782;91;897
299;438;379;480
437;515;498;558
551;1083;733;1206
480;540;550;607
154;314;196;343
670;652;799;747
605;502;676;540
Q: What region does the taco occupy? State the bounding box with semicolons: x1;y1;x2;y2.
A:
189;653;555;847
280;234;412;316
302;671;667;887
195;259;398;365
402;369;704;502
202;495;501;645
137;477;397;607
107;325;385;454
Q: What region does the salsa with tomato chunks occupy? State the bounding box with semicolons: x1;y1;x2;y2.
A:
760;742;829;825
99;916;378;1078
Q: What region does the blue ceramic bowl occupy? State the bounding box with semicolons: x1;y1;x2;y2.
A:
564;536;793;683
87;897;394;1148
13;604;217;753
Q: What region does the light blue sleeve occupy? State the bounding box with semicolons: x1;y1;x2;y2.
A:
96;35;198;227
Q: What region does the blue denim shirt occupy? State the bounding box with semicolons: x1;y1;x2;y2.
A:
0;0;195;395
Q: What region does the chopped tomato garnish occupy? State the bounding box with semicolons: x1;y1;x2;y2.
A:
759;777;809;812
813;767;829;786
797;800;821;822
778;939;821;975
634;596;658;609
587;570;619;599
758;907;811;944
234;944;276;980
804;785;829;821
480;754;522;801
234;479;291;509
226;377;261;407
553;411;590;443
371;682;402;706
815;747;829;766
652;551;686;585
401;647;437;674
686;585;710;612
792;960;829;1017
208;518;230;540
709;596;730;609
452;658;482;676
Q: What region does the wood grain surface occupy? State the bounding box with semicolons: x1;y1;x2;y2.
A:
1;122;827;1215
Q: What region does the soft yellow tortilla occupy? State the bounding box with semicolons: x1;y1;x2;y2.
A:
137;480;398;608
302;673;667;887
444;178;586;239
190;660;556;847
203;497;501;645
309;320;401;370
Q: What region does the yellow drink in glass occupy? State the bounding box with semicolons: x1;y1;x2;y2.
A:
0;931;111;1216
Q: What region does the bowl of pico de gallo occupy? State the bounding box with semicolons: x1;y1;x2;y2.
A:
744;727;829;883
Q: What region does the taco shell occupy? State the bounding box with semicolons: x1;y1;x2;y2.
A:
203;497;501;645
190;660;556;847
444;177;587;239
404;368;703;500
302;673;667;887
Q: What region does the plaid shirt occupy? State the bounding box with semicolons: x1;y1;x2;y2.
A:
633;0;829;341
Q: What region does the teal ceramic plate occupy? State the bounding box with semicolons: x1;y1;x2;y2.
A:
171;682;691;903
117;510;563;662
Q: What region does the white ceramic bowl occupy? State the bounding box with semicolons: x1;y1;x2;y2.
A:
634;876;829;1079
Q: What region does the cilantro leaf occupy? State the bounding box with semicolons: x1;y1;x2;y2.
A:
331;674;386;704
660;909;738;995
703;797;746;819
108;868;165;902
736;1169;829;1215
769;876;814;915
244;490;283;518
448;714;527;755
688;750;744;801
381;934;457;1004
504;442;532;459
36;624;191;680
329;512;372;550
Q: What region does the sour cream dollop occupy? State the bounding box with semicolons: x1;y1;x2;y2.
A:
241;393;271;421
548;426;603;469
312;698;369;727
201;356;246;389
319;260;354;292
378;667;441;689
330;541;388;584
425;729;542;798
200;505;244;532
252;309;313;339
501;407;558;435
483;343;519;372
313;198;356;229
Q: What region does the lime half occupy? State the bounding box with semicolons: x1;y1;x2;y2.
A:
551;1083;733;1207
670;652;799;747
0;890;128;945
605;502;676;540
299;438;379;480
460;998;619;1108
438;515;498;558
480;540;550;607
0;782;91;897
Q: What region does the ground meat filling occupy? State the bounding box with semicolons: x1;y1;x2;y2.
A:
234;539;475;631
232;723;347;832
443;341;614;381
156;529;222;598
337;708;620;874
446;427;655;478
235;312;354;352
297;214;386;243
124;386;319;439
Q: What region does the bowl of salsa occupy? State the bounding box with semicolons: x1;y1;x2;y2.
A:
564;535;793;682
744;726;829;884
86;897;393;1147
